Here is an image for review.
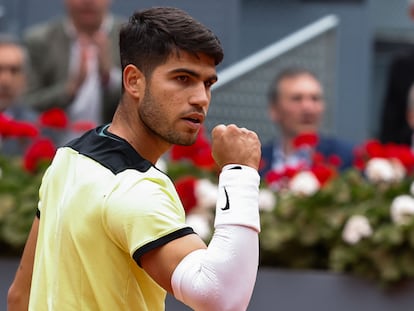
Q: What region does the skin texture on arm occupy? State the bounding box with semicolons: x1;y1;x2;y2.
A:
7;217;39;311
140;232;207;294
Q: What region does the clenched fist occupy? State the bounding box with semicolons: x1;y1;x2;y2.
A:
211;124;261;171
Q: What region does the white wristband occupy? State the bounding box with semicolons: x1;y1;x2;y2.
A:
214;164;261;232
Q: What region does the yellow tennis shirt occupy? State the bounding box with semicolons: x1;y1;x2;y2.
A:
29;125;194;310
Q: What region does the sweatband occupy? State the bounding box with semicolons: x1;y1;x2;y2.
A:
214;164;261;232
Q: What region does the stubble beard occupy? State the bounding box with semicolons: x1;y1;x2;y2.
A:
139;88;198;146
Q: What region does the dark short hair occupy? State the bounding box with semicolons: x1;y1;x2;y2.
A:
267;67;320;104
119;7;223;80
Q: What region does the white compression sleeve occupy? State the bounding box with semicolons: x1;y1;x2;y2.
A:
171;165;260;311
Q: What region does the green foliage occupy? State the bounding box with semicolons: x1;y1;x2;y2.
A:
0;155;43;256
2;155;414;288
259;168;414;287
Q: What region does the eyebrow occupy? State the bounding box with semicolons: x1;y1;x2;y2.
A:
169;68;218;82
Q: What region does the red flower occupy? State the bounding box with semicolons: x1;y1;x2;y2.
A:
265;170;283;185
364;139;384;158
327;154;342;167
264;165;303;189
11;121;39;138
352;139;414;173
23;138;56;173
293;132;319;149
383;143;414;171
0;113;12;136
284;165;301;179
175;176;198;214
310;164;336;185
170;126;216;170
0;113;39;138
353;157;365;171
39;108;68;129
312;152;325;165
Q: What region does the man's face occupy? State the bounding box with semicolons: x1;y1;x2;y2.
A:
269;73;325;139
0;44;26;111
65;0;110;32
138;51;218;146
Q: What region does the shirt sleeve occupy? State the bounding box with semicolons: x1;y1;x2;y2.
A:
103;176;190;257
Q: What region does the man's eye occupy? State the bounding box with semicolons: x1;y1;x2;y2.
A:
176;76;188;83
205;79;217;88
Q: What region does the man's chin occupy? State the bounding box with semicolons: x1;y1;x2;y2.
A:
171;134;198;146
179;138;197;146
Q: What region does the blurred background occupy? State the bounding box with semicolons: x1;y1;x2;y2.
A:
0;0;412;146
3;1;414;310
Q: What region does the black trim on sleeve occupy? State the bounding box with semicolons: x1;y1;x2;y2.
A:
133;227;195;266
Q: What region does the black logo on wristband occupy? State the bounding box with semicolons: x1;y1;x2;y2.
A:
221;187;230;211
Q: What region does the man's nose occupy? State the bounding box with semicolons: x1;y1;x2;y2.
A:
189;83;210;107
301;97;319;110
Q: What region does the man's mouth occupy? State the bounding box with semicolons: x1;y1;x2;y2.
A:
183;113;204;124
183;117;201;124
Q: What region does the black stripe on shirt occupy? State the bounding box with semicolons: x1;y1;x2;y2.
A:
66;124;153;174
133;227;195;266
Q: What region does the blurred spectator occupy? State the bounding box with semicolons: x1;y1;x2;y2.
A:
405;82;414;150
378;0;414;145
0;33;38;156
22;0;125;146
259;67;355;178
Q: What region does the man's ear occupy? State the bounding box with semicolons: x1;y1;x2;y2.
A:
123;64;145;99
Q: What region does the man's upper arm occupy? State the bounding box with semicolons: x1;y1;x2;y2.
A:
140;233;207;294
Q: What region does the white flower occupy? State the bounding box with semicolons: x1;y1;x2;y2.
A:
364;158;401;183
390;158;406;182
342;215;373;245
186;213;212;240
258;188;276;211
194;178;217;209
288;171;320;196
390;195;414;225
